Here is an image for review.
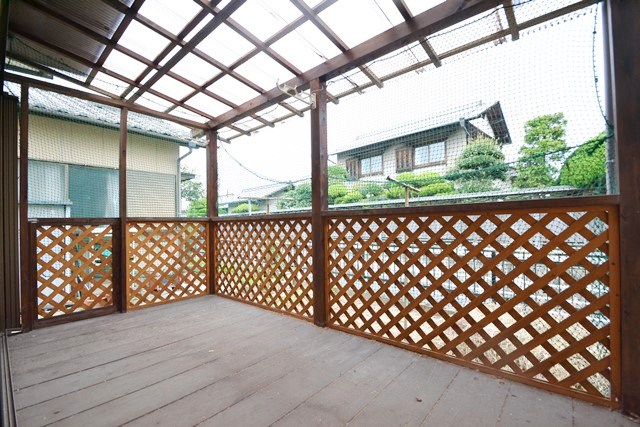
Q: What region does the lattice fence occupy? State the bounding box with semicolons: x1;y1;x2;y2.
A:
126;221;209;309
326;205;619;405
214;216;314;319
34;223;115;319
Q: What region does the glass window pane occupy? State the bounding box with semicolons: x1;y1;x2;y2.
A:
430;141;445;163
371;155;383;173
360;157;371;175
415;145;429;165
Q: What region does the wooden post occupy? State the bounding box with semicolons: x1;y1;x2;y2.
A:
19;85;32;332
310;78;328;327
607;0;640;417
118;108;128;313
207;130;217;295
0;91;19;331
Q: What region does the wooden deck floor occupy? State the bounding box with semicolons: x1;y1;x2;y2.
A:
8;296;638;427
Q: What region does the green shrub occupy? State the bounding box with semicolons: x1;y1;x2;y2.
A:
558;132;606;191
457;179;495;193
230;203;250;214
384;186;406;200
335;190;364;204
328;183;348;203
357;182;384;198
419;181;455;196
328;165;350;181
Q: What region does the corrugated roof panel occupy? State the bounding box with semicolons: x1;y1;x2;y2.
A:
196;23;255;67
138;0;203;35
270;21;342;72
230;0;302;42
234;52;296;91
172;53;221;86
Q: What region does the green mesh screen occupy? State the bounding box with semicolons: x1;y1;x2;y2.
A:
125;111;207;218
21;86;121;219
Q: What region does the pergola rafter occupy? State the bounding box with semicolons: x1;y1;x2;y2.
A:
392;0;442;67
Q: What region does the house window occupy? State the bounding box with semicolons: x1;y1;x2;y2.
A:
360;155;383;176
345;159;360;179
396;147;413;172
415;141;445;166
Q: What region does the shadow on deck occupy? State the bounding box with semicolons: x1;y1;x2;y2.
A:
8;297;638;427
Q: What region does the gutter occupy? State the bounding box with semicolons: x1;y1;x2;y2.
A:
176;145;194;215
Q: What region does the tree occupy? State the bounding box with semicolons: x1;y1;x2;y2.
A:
180;167;204;202
514;113;568;188
277;183;312;209
558;132;606;192
328;165;350;182
186;197;207;217
452;136;507;193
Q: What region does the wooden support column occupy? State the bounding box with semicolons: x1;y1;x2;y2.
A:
0;92;19;332
310;78;328;327
19;85;32;332
207;130;218;295
608;0;640;417
118;108;128;313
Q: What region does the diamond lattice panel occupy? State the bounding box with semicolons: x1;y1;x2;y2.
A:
326;206;618;404
35;224;114;319
214;216;313;319
127;222;209;309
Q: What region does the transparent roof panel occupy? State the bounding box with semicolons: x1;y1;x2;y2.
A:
207;74;261;106
271;21;342;72
230;0;302;42
235;52;296;91
138;0;203;35
118;20;171;61
197;23;255;67
151;75;195;101
318;0;397;48
171;106;208;124
92;72;129;96
186;92;232;117
104;50;147;80
402;0;447;16
134;92;174;112
172;53;221;86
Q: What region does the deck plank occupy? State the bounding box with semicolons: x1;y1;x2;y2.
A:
8;296;637;427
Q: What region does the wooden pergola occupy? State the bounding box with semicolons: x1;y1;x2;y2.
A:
0;0;638;422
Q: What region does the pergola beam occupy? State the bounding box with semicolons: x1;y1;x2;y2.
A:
209;0;498;129
5;72;209;130
291;0;383;88
89;0;145;84
503;0;520;41
127;0;246;102
392;0;442;67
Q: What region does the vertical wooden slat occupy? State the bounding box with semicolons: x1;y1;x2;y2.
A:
607;0;640;417
118;108;128;313
19;85;32;331
0;0;10;88
207;131;218;295
310;78;328;327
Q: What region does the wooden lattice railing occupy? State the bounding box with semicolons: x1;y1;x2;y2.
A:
126;221;209;309
326;204;620;405
214;215;314;320
33;221;115;320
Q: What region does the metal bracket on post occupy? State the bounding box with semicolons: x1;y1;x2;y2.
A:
277;80;316;109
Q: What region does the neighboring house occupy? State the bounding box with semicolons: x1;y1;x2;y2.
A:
335;101;511;180
15;85;202;218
